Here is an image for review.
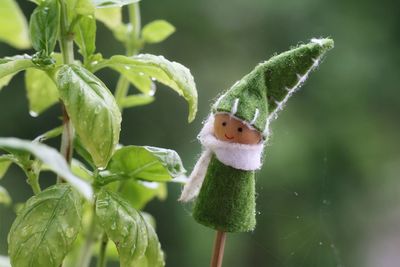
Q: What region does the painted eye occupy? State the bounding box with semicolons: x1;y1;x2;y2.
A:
222;122;227;126
237;127;243;132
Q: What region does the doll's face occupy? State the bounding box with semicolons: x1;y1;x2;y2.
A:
213;114;262;144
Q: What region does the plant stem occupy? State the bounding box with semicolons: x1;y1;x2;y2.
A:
26;170;41;195
97;233;109;267
210;231;226;267
114;2;141;109
78;206;98;267
59;0;74;65
58;3;74;266
59;0;74;170
0;58;35;78
127;3;141;55
114;76;130;108
60;105;73;163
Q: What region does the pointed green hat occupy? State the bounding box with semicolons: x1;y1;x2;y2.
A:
212;38;334;136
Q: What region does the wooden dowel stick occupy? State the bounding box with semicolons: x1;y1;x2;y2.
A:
210;230;227;267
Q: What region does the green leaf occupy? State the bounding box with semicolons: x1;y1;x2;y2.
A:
115;66;155;94
93;237;119;261
135;219;165;267
140;211;156;228
95;7;122;29
113;24;129;42
0;255;11;267
0;74;16;91
0;0;30;49
40;158;93;183
93;0;140;8
62;234;87;267
96;189;164;267
0;186;11;206
71;159;93;182
119;180;166;209
34;126;63;143
121;94;154;108
73;137;95;168
57;65;121;168
96;190;147;266
0;138;93;200
66;0;95;24
142;20;175;44
0;55;35;83
29;0;60;55
8;184;82;267
92;212;158;262
95;54;198;122
75;0;95;16
62;235;84;267
0;157;12;179
25;68;59;116
103;145;186;184
74;15;96;61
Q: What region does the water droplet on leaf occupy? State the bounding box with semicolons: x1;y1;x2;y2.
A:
66;227;74;238
29;111;38;117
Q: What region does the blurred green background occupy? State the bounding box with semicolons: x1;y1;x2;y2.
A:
1;0;400;266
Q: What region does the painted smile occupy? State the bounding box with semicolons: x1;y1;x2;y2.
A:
224;134;234;140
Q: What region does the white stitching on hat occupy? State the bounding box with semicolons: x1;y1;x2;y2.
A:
250;109;259;125
231;98;239;115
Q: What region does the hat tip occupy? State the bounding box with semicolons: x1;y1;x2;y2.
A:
310;38;334;50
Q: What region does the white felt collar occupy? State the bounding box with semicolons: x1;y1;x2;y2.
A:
198;115;264;171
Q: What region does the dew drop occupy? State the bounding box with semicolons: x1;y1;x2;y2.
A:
149;83;157;96
138;72;145;76
126;23;133;32
66;227;74;238
29;111;38;117
21;226;31;237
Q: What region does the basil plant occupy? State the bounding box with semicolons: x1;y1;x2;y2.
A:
0;0;198;266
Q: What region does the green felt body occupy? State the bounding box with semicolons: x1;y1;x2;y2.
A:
213;38;334;133
193;155;256;233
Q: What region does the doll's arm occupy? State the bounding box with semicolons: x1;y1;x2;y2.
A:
179;149;212;202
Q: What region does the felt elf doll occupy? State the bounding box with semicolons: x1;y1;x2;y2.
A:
180;38;334;235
